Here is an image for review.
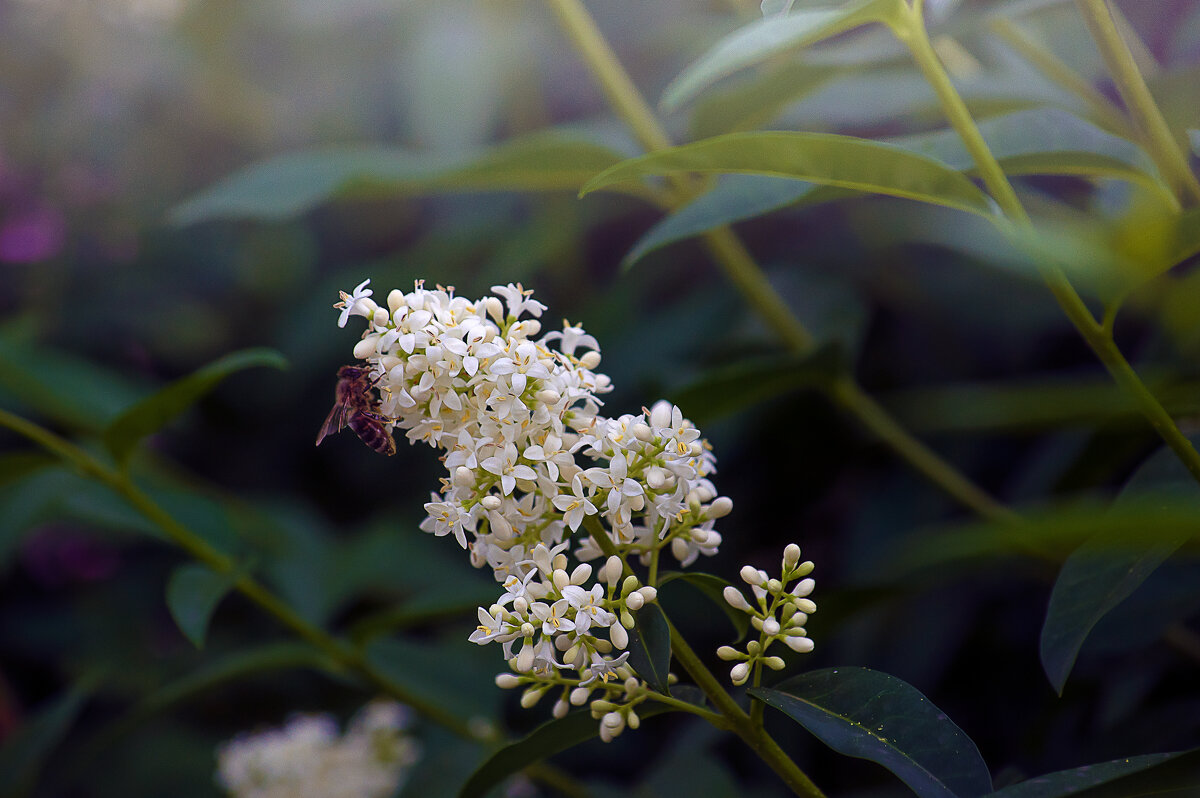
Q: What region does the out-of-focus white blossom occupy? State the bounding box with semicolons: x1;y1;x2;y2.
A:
216;700;419;798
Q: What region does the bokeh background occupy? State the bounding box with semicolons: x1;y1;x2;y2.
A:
2;0;1200;795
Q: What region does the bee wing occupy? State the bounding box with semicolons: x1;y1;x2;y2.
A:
316;402;352;446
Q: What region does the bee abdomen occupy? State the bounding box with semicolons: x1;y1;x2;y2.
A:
349;412;397;456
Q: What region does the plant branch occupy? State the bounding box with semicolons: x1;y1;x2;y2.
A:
543;0;1010;520
0;407;479;739
893;3;1200;487
1074;0;1200;206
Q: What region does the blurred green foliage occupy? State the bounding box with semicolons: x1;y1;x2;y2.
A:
2;0;1200;795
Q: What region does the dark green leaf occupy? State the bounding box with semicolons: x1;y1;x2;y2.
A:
458;686;707;798
365;636;501;724
103;348;286;467
659;571;751;641
171;130;634;225
627;602;673;694
1040;437;1200;694
0;674;101;798
165;563;237;649
751;667;992;798
580;132;996;219
624;177;847;269
990;748;1200;798
660;0;904;111
0;325;144;431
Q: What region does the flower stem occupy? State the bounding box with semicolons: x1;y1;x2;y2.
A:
986;17;1135;141
893;2;1200;486
0;408;479;740
584;517;825;797
1074;0;1200;207
543;0;1009;519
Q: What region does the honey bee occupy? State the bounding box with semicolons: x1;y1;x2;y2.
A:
316;366;397;456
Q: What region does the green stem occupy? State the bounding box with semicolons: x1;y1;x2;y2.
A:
1074;0;1200;206
893;3;1200;487
829;377;1020;523
0;408;478;739
544;0;1009;520
987;17;1135;141
644;691;730;727
583;517;824;797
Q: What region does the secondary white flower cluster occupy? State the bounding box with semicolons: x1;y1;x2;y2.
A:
216;700;419;798
718;543;817;685
335;279;733;739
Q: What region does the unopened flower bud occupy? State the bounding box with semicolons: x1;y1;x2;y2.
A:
516;641;535;672
740;566;765;587
730;662;750;685
513;597;529;615
610;622;629;650
716;646;740;661
552;553;569;572
795;598;817;614
481;495;502;511
604;556;622;587
633;423;654;442
627;709;640;730
387;289;405;312
625;591;645;611
763;617;781;636
570;687;592;705
453;467;474;487
521;685;548;708
571;563;592;585
553;698;569;718
621;575;639;596
708;496;733;519
620;610;635;629
792;578;816;598
482;297;504;323
536;389;561;405
764;656;786;671
649;401;672;429
553;569;570;591
766;578;783;595
784;636;815;653
495;673;522;688
372;307;390;327
637;586;657;603
646;466;668;490
783;543;801;568
580;351;602;370
353;338;378;359
722;586;750;612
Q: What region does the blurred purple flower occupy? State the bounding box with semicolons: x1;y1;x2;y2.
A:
0;206;65;263
21;526;120;587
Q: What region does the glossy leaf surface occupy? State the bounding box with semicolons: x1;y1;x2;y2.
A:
751;667;992;798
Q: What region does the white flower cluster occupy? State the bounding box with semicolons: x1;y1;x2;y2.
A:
718;543;816;685
216;700;419;798
335;279;733;739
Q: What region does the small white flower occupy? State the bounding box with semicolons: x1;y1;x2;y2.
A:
335;279;374;328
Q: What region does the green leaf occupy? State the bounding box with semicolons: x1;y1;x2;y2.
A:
659;571;751;640
989;748;1200;798
0;674;101;798
365;636;501;724
1040;437;1200;694
688;62;844;140
103;348;287;467
626;602;673;694
458;686;707;798
660;0;904;111
171;130;634;225
165;563;237;649
626;109;1164;268
581;132;996;219
669;344;848;426
751;668;992;798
